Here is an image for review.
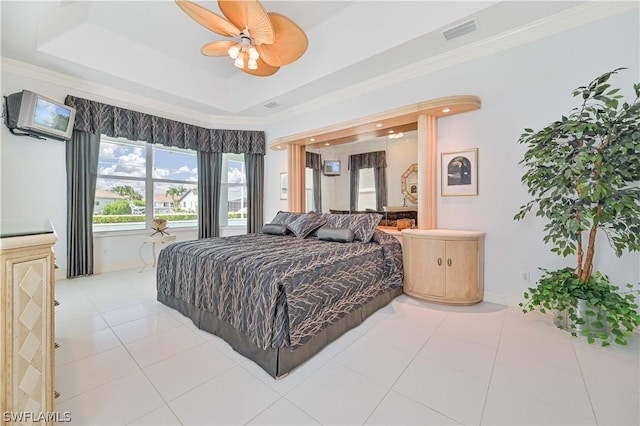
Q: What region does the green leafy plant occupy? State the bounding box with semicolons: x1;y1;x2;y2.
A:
515;68;640;346
522;268;639;346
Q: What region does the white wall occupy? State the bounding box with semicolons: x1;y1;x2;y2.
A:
264;10;640;305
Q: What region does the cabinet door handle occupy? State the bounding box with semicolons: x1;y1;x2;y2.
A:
437;258;442;266
447;258;452;267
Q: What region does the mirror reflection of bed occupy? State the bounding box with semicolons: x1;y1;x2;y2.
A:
308;130;419;235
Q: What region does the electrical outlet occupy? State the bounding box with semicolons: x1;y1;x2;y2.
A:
521;272;530;282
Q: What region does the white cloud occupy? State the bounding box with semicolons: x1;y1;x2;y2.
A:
99;147;146;177
177;166;197;175
228;167;244;184
100;143;117;159
154;168;171;178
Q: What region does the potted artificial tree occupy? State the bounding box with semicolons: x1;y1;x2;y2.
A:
514;68;640;346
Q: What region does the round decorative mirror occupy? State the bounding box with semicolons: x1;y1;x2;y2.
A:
401;163;418;205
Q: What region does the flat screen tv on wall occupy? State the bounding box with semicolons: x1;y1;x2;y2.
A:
3;90;76;141
323;160;341;176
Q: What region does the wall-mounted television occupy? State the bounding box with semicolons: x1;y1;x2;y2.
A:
3;90;76;141
323;160;341;176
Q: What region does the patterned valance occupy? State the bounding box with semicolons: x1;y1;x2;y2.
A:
306;151;322;170
64;95;265;155
348;150;387;170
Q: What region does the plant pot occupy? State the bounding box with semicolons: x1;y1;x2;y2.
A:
554;298;610;336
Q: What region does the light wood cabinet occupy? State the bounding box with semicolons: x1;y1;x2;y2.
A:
402;229;484;305
1;228;57;424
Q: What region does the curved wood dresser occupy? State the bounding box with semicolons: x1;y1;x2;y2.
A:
401;229;485;305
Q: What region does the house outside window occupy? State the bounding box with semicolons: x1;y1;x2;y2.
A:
220;153;247;227
94;136;198;232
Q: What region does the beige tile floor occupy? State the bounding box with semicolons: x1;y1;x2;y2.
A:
53;268;639;425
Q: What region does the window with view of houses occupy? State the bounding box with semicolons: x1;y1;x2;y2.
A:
94;137;248;232
94;136;198;232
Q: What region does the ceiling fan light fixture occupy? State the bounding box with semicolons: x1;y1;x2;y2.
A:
176;0;307;76
228;45;240;59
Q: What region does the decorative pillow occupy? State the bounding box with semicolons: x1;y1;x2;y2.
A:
287;213;327;239
317;227;355;243
271;211;303;226
324;213;351;229
262;223;289;235
349;213;382;243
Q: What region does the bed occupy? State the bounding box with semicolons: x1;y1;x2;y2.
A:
156;212;403;378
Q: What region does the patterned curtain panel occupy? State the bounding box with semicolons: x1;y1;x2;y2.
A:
306;152;322;213
348;150;387;169
65;95;265;154
349;151;388;212
66;130;100;278
374;167;388;212
197;151;223;238
245;153;264;233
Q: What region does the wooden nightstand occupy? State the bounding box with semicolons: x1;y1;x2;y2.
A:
401;229;485;305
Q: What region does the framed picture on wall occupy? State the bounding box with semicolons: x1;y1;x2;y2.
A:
441;148;478;196
280;172;288;200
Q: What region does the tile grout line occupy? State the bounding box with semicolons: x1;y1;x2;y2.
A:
571;339;601;425
360;309;463;426
477;306;508;426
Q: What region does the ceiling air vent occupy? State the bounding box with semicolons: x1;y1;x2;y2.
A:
264;101;280;109
442;18;477;41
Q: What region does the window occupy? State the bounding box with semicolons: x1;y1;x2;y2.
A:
357;168;376;211
94;136;197;232
219;153;247;227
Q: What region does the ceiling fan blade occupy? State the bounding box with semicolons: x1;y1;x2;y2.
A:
201;41;237;56
218;0;275;45
241;57;280;77
256;13;308;67
176;0;240;37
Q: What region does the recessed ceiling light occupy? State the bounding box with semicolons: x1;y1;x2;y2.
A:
442;108;451;113
276;145;282;149
388;130;394;134
324;143;330;146
376;123;382;128
310;138;315;142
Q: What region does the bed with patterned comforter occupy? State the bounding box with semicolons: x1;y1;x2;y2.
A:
156;226;403;377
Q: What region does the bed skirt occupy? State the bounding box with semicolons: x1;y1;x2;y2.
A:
157;286;403;378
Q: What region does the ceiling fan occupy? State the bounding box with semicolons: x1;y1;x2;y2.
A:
175;0;308;77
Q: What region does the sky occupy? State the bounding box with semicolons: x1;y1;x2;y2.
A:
96;139;246;203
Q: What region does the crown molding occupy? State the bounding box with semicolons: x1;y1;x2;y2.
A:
265;1;639;125
0;57;267;129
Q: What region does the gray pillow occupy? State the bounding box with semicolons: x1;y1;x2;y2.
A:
262;223;288;235
271;211;303;226
287;213;327;239
324;213;351;229
349;213;382;243
317;227;355;243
